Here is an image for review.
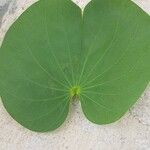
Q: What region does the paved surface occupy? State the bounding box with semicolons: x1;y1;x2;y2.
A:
0;0;150;150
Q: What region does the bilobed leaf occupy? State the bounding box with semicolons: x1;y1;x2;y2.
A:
0;0;150;132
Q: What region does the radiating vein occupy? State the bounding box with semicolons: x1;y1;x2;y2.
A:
26;45;68;89
81;94;116;113
60;5;75;85
44;0;72;87
83;52;145;90
23;96;69;122
47;96;70;129
15;16;69;89
82;23;139;87
80;18;119;85
0;79;67;102
83;91;119;96
77;9;109;85
22;74;68;92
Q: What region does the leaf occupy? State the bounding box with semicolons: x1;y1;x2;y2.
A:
0;0;150;132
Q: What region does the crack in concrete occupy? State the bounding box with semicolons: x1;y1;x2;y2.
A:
129;110;150;128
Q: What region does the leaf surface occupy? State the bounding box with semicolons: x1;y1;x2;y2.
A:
80;0;150;124
0;0;150;131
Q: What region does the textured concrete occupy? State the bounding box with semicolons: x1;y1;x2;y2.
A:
0;0;150;150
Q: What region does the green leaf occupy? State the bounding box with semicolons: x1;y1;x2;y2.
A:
0;0;150;132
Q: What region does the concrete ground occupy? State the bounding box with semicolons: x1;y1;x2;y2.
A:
0;0;150;150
